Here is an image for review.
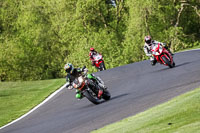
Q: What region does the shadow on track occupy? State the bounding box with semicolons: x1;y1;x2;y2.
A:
110;93;129;101
175;62;192;68
151;61;192;73
79;93;129;108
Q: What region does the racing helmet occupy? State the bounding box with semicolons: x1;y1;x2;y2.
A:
90;47;97;55
90;47;95;51
64;63;74;73
144;35;152;45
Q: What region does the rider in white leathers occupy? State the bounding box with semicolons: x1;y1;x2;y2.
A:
143;35;173;66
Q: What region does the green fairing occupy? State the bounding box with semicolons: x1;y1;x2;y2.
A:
87;74;96;79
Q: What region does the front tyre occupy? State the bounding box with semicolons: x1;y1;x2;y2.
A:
102;90;111;101
83;90;100;104
161;56;172;68
172;62;175;67
100;62;106;71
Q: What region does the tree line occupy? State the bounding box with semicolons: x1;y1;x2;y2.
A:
0;0;199;81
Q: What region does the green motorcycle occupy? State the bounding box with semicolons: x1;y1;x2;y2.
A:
72;73;111;104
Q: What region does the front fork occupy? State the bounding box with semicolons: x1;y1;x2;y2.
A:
87;74;105;88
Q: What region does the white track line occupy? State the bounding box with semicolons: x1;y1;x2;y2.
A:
0;83;67;130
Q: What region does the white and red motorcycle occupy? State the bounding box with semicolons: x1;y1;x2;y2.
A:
92;53;106;71
151;43;175;68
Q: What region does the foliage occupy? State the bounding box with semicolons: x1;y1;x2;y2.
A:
0;0;199;81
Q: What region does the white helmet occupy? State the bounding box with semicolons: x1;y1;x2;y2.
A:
144;35;152;45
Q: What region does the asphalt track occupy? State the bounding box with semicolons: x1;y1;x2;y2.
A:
1;49;200;133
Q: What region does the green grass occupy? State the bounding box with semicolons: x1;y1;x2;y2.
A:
0;78;65;127
92;87;200;133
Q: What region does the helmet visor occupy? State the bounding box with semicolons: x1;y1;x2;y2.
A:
66;67;72;73
146;40;151;44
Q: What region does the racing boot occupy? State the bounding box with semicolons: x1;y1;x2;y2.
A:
151;60;157;66
150;56;157;66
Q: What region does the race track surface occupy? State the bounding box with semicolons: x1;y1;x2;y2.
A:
1;49;200;133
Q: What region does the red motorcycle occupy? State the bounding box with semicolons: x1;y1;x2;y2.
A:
92;53;106;71
151;43;175;68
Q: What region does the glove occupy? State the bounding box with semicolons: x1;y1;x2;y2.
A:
83;68;88;75
146;53;152;57
163;43;166;47
81;66;87;71
82;66;86;69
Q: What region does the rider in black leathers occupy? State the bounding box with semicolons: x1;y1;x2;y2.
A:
64;63;106;99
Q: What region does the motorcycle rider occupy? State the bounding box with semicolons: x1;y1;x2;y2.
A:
143;35;173;66
89;48;100;67
64;63;106;99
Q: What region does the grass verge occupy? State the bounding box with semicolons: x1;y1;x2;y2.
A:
0;78;65;127
92;87;200;133
177;45;200;52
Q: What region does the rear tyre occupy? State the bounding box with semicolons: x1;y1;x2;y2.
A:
161;56;172;68
84;90;100;104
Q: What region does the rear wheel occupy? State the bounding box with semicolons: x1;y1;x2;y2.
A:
161;56;172;68
84;90;100;104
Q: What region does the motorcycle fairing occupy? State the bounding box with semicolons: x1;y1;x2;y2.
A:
93;54;103;68
87;74;96;80
160;49;173;65
152;43;173;66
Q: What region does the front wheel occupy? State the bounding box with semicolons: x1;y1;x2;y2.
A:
102;90;111;101
99;62;106;71
172;62;175;67
161;56;172;68
83;90;101;104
